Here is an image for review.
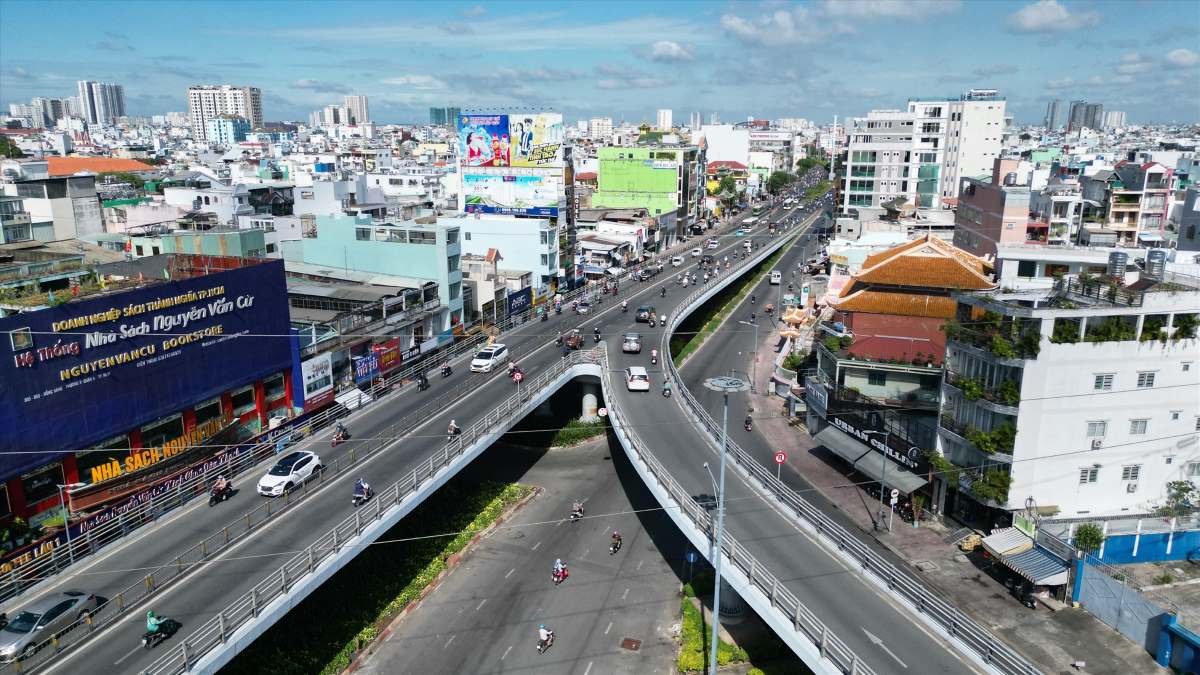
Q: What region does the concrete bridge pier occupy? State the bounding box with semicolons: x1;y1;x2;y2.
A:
718;578;747;622
580;382;601;422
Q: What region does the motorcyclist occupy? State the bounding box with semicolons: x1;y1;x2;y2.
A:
417;372;429;389
593;327;600;339
621;299;628;311
538;624;552;648
660;286;667;298
751;294;756;305
650;347;658;363
448;420;461;436
354;477;370;499
611;529;622;549
334;421;347;439
146;610;162;634
553;558;566;580
744;414;753;430
571;501;584;518
662;378;672;395
212;475;229;495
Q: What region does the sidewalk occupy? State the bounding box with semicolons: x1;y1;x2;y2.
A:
742;329;1164;675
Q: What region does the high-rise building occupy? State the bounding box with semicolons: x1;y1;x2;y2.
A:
709;112;721;125
64;96;83;119
1103;110;1126;129
656;108;673;130
344;95;369;124
187;85;263;141
429;107;446;126
1083;103;1104;131
29;98;66;127
7;104;36;126
77;81;126;126
205;116;251;146
1066;99;1090;131
689;111;701;130
588;117;613;140
842;89;1006;211
1043;99;1060;130
308;110;322;129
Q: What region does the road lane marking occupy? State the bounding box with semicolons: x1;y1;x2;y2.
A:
621;588;629;600
581;548;589;558
531;541;541;551
476;598;487;611
505;568;515;579
112;644;143;666
501;645;512;660
444;635;456;649
604;621;612;635
862;628;907;668
636;559;644;571
584;661;594;675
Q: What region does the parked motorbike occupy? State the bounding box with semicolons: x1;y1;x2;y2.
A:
142;618;181;650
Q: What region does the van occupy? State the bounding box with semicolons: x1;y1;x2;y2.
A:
769;270;782;285
470;343;510;373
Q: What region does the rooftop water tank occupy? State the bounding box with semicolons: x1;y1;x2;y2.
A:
1107;251;1128;279
1146;249;1167;281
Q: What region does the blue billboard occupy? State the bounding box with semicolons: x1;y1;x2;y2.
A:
0;259;293;480
507;287;532;317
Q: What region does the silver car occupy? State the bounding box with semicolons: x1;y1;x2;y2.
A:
0;590;97;661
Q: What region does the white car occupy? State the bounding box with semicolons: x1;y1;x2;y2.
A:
625;366;651;392
470;343;510;373
691;247;702;257
671;256;684;267
258;450;322;496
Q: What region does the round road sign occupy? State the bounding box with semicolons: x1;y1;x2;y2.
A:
513;371;524;383
597;407;608;417
773;451;787;465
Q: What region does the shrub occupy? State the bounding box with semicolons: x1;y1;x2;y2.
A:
551;418;607;446
998;379;1021;406
1175;314;1198;340
989;334;1016;358
958;377;984;401
1074;522;1105;553
1153;573;1174;585
823;335;842;352
971;468;1012;505
1052;318;1080;344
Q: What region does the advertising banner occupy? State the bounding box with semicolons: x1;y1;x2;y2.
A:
458;112;564;169
373;338;401;373
301;352;334;411
353;352;379;385
458;114;511;168
507;288;532;317
0;260;292;478
508;113;564;168
463;171;561;217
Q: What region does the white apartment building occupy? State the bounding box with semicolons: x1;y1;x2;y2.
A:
344;95;369;124
656;108;673;131
188;85;263;141
443;214;559;294
588;117;613;141
77;81;126;126
843;90;1006;211
935;255;1200;522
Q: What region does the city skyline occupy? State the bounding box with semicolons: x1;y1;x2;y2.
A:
1;0;1197;126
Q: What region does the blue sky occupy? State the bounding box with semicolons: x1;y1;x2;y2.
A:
1;0;1197;125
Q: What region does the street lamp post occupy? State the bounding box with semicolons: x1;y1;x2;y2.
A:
57;482;85;564
861;429;892;532
737;320;759;393
701;375;750;675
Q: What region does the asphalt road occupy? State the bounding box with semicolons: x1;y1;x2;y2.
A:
22;197;804;674
354;437;685;675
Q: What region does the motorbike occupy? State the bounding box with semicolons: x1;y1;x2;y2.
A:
446;426;461;443
744;420;753;432
208;482;233;507
650;353;658;365
352;484;374;508
621;303;628;313
609;539;622;555
554;304;562;315
142;618;181;650
660;287;667;298
648;318;656;328
570;508;584;523
536;630;555;655
417;375;430;392
540;311;548;322
592;333;601;344
552;567;569;586
662;386;672;398
331;428;349;447
441;364;452;378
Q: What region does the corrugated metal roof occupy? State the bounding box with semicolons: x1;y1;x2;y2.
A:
286;279;396;303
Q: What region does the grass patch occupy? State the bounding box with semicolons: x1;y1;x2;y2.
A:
550;417;607;446
672;238;795;363
222;481;532;675
678;596;748;672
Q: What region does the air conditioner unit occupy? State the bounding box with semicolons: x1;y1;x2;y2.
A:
1091;438;1103;450
1126;482;1138;493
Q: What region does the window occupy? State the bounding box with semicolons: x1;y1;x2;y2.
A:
464;232;471;241
263;374;286;401
355;227;371;241
1078;467;1099;484
446;230;458;244
868;371;887;386
194;397;224;425
1189;462;1200;478
540;254;548;266
1121;465;1141;481
1172;410;1182;421
1184;362;1192;372
141;414;184;448
1015;260;1037;278
1136;371;1156;388
230;385;256;416
449;282;460;301
1086;421;1107;437
1093;374;1114;391
266;243;276;254
135;245;144;256
1129;419;1148;435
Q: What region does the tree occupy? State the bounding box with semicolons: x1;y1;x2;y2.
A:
716;175;739;208
97;171;145;190
767;170;795;195
0;135;23;159
1073;522;1104;554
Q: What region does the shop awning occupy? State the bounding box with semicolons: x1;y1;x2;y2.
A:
1137;232;1164;242
1003;546;1069;586
812;426;929;494
813;426;870;465
982;527;1032;558
336;388;374;411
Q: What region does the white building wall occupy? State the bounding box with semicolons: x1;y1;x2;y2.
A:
445;214;557;294
1009;338;1200;518
697;125;750;166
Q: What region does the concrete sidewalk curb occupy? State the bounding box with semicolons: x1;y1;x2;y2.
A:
342;485;542;675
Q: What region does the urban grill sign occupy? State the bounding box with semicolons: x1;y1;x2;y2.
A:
828;415;927;473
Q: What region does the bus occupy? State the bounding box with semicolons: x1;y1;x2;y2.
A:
741;217;759;228
752;204;766;217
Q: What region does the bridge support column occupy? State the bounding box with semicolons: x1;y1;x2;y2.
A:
718;578;746;621
580;382;601;422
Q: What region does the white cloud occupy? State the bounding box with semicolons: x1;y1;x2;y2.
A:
649;40;693;62
820;0;959;19
973;63;1019;77
1045;77;1075;90
380;74;447;90
292;79;351;94
460;4;485;17
1006;0;1100;33
1116;53;1152;74
596;77;666;90
1165;48;1199;68
720;6;831;46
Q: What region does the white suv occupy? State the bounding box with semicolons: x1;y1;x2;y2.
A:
470;344;510;373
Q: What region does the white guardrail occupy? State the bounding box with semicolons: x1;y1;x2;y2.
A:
659;234;1041;675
